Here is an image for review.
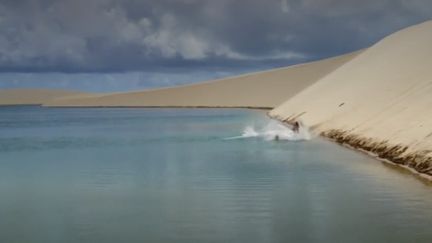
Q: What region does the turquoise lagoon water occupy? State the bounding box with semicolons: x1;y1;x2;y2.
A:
1;106;432;243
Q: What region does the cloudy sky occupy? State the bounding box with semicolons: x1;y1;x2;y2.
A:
0;0;431;92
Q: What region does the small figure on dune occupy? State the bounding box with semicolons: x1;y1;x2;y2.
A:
274;135;280;141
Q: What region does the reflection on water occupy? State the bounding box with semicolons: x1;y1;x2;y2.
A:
0;107;432;243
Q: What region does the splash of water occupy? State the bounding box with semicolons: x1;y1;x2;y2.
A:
225;120;311;141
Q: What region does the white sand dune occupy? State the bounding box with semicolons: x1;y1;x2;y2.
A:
270;21;432;176
0;89;89;105
43;51;360;108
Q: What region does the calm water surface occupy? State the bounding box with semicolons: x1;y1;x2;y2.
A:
1;106;432;243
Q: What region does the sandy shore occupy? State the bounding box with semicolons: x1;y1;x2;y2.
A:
270;21;432;177
0;89;90;106
43;51;360;108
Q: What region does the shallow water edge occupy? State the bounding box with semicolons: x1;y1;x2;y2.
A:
321;129;432;182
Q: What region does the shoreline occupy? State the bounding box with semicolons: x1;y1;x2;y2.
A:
268;111;432;183
42;105;273;110
0;104;272;110
0;104;43;107
321;129;432;181
321;135;432;184
267;112;432;182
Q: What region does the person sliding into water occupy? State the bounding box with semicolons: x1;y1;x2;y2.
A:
292;121;300;133
274;121;299;141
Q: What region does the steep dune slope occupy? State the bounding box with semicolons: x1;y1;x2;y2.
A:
270;21;432;176
44;51;360;108
0;89;89;105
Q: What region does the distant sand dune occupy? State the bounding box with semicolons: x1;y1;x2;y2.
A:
270;20;432;177
43;51;360;108
0;89;89;105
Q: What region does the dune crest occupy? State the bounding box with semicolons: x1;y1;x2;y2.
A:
270;20;432;177
43;51;360;108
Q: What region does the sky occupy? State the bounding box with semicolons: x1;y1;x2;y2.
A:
0;0;431;92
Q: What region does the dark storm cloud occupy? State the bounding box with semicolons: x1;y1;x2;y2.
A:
0;0;430;73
